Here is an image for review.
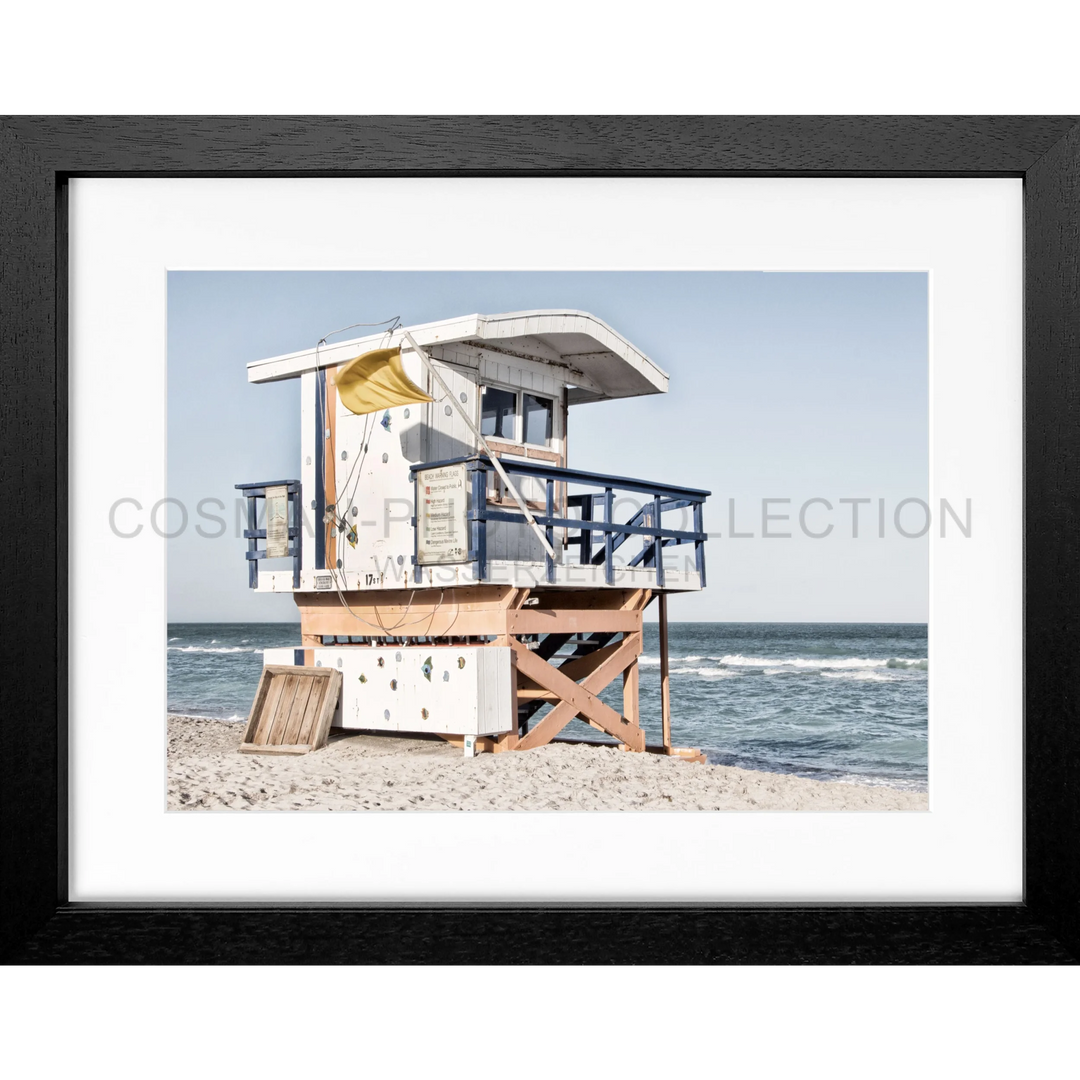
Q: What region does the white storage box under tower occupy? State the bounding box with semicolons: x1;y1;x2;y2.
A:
262;646;513;737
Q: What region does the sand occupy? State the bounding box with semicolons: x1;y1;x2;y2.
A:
167;715;928;812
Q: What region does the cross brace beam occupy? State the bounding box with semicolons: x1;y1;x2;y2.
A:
513;633;645;752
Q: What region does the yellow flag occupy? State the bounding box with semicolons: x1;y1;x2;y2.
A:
335;347;434;416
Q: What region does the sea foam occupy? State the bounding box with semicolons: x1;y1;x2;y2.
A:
168;645;258;654
639;653;926;672
716;654;926;670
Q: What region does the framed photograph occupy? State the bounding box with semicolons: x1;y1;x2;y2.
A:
2;116;1078;963
166;265;931;811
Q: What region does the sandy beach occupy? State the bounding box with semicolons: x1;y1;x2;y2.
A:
167;715;928;812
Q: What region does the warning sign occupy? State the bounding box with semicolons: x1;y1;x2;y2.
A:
265;485;290;558
417;464;469;565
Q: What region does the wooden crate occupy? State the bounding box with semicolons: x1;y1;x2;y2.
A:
239;665;341;755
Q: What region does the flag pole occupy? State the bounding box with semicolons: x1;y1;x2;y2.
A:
402;331;557;561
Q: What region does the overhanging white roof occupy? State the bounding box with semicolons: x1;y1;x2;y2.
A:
246;310;669;404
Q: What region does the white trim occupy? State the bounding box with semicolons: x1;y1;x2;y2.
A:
246;309;669;400
257;564;703;593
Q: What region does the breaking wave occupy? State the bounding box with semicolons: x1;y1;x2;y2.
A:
668;666;740;679
819;670;894;682
717;654;926;670
168;645;259;654
638;653;926;673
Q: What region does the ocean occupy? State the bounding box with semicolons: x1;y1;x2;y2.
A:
167;621;927;791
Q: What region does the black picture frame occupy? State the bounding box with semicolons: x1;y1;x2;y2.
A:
2;116;1078;964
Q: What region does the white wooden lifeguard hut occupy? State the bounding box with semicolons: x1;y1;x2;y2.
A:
237;311;710;756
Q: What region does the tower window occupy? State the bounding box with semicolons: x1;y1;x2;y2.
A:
522;393;553;446
480;385;556;448
480;386;516;439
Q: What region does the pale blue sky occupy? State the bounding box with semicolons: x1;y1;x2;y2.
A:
167;271;928;622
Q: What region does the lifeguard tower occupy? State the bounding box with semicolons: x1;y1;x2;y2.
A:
237;311;710;756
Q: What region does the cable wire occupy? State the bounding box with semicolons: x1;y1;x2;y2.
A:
310;315;455;637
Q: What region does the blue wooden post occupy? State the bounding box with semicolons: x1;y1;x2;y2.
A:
410;470;419;574
545;478;556;584
604;487;614;586
471;462;488;582
694;499;706;587
246;495;258;589
580;493;593;564
291;485;302;589
653;493;665;588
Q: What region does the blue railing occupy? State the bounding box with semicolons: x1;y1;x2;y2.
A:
409;455;709;587
235;480;303;588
